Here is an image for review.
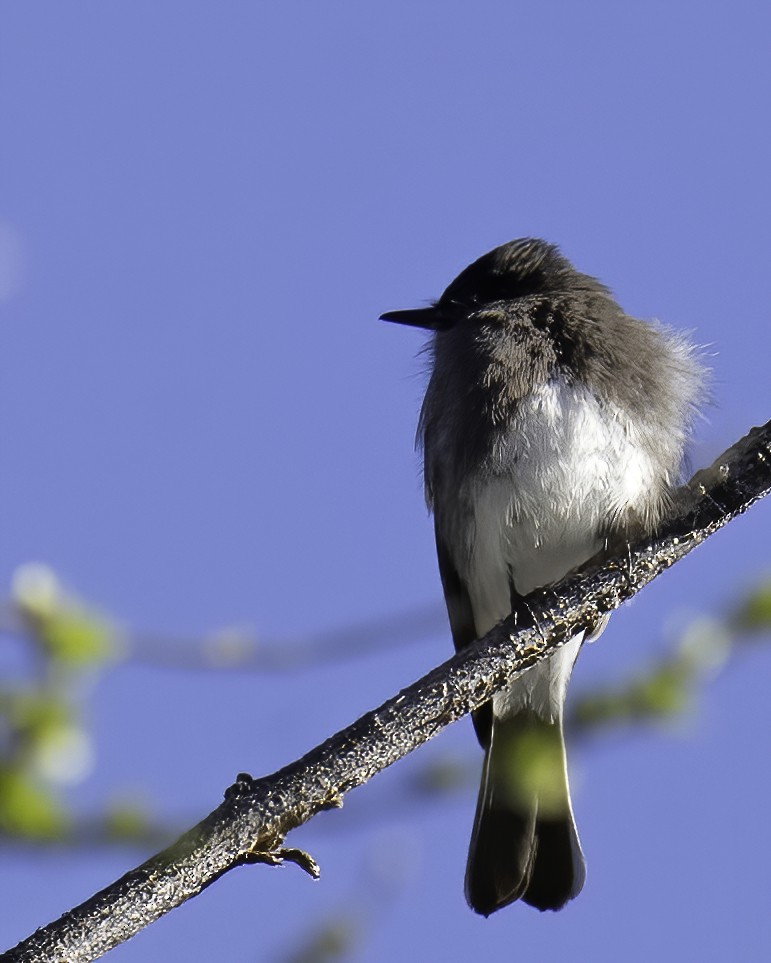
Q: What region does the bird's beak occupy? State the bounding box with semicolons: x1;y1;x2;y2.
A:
379;307;451;330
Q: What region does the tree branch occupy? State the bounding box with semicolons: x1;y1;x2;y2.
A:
5;420;771;963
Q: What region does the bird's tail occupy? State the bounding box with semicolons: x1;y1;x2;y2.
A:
465;710;585;915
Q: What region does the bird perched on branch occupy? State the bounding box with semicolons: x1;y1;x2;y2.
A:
381;238;704;914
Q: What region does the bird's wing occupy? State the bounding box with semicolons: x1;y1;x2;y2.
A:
434;522;492;747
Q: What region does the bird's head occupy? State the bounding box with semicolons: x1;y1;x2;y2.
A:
380;238;580;331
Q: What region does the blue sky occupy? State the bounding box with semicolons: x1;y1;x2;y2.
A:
1;3;770;960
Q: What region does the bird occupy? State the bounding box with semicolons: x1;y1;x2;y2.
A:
380;238;704;915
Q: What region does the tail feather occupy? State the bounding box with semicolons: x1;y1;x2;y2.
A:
465;712;585;915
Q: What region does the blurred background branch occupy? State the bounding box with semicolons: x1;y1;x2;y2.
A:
0;564;445;673
1;561;769;853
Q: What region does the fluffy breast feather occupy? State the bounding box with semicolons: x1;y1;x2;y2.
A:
454;379;667;635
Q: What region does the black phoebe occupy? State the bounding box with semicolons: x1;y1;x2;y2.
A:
381;238;704;915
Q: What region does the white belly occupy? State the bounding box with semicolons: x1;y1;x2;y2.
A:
458;380;658;720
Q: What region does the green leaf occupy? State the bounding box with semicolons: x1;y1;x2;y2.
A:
35;609;113;666
12;562;114;666
733;580;771;632
0;768;68;839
